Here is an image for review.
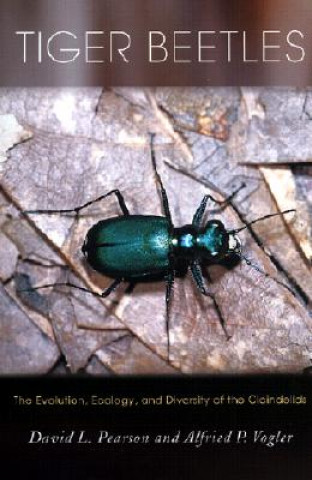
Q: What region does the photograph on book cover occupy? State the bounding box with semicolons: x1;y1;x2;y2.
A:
0;86;311;375
0;0;312;377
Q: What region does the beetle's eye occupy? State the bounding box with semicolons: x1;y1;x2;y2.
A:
209;221;224;235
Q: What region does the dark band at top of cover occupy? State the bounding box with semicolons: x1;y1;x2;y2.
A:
0;0;312;86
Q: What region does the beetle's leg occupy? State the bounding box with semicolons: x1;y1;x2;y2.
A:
192;183;246;228
150;133;173;228
201;265;213;283
23;189;129;217
124;282;137;295
190;261;230;340
101;278;123;297
18;278;122;298
192;196;210;228
165;270;175;360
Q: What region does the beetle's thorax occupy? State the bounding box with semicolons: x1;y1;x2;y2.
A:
171;225;198;260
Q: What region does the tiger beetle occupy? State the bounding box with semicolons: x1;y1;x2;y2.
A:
23;134;295;360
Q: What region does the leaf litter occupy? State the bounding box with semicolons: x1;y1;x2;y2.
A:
0;87;311;374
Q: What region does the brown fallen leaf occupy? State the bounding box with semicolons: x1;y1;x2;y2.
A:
230;88;312;164
261;166;312;264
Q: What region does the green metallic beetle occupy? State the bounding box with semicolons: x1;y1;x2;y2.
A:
24;134;294;357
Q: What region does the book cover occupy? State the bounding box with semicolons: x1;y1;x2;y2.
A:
0;1;311;478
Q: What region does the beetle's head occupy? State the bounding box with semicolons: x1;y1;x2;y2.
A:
200;220;241;260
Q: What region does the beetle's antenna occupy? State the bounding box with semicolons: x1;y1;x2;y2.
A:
230;209;295;234
241;255;295;295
